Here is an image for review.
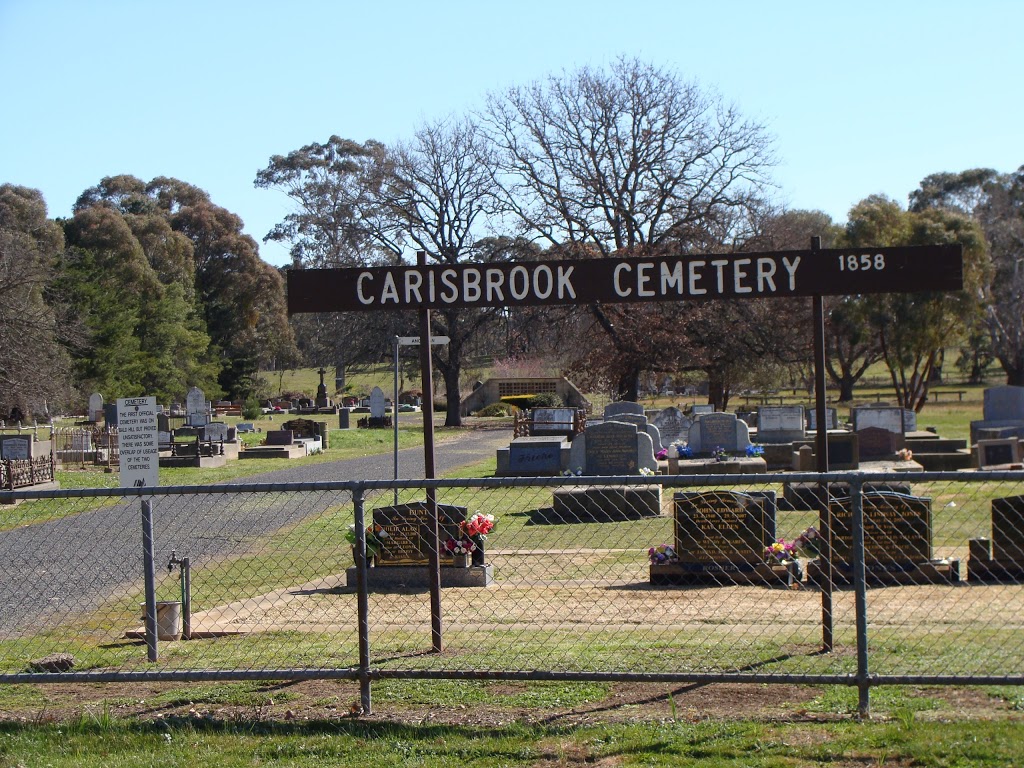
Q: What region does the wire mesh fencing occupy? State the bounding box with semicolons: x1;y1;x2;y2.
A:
1;472;1023;709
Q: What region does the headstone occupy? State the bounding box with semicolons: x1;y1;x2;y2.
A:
968;495;1024;581
236;422;256;433
103;402;118;428
282;418;320;439
686;412;752;454
508;436;566;475
829;492;933;571
606;412;663;452
315;366;332;408
568;420;658;474
691;404;715;415
672;490;777;575
204;422;229;442
266;430;295;446
185;387;207;427
369;387;387;419
806;408;838;432
604;401;645;420
853;405;905;459
903;409;918;433
157;412;170;433
756;405;806;443
984;386;1024;421
72;432;93;451
88;393;104;422
0;435;31;460
157;431;173;445
975;438;1022;468
373;503;467;565
651;407;692;449
531;408;576;435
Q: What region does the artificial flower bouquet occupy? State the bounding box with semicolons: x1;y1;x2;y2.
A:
648;544;678;565
461;512;496;541
764;526;819;563
444;537;477;556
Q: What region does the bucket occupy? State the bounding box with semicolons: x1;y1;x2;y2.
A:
155;600;182;641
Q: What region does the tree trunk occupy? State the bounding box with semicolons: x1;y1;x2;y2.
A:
837;377;856;403
708;375;725;412
442;360;462;427
617;368;641;403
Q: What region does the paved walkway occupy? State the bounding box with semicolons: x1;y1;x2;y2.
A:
0;422;511;636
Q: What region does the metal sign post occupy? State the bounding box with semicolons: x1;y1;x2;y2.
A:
394;334;450;503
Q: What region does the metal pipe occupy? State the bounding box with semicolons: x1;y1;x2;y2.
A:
141;498;157;662
851;476;871;717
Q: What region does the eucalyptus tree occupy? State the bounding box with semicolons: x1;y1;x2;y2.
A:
0;185;72;418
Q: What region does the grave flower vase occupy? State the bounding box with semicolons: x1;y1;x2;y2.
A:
452;553;470;568
471;538;485;566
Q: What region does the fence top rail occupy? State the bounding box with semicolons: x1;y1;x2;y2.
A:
2;469;1023;501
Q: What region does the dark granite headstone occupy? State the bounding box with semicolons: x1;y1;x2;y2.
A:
976;438;1021;468
266;430;295;446
373;503;467;565
103;402;118;428
992;496;1024;563
673;490;776;573
584;420;641;474
857;426;900;459
829;492;932;570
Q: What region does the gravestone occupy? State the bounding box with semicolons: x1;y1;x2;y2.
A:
806;407;838;432
756;405;806;443
236;422;255;433
157;412;170;433
369;387;387;419
651;407;692;449
604;401;645;420
968;495;1024;581
507;436;566;475
531;408;577;436
568;420;657;474
685;412;752;454
903;409;918;433
315;367;333;409
649;491;789;585
807;492;956;585
691;404;715;415
372;503;467;565
970;386;1024;444
853;405;905;459
0;435;31;460
203;422;229;442
88;393;104;422
103;402;118;428
975;438;1021;468
186;387;208;427
266;430;295;446
605;412;663;453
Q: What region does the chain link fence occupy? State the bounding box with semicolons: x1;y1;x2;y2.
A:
1;471;1023;716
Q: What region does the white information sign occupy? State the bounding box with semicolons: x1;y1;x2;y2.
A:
118;396;159;491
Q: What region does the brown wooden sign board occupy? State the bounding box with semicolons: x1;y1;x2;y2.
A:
288;244;963;314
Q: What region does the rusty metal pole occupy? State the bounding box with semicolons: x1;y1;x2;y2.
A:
812;235;834;652
417;251;443;652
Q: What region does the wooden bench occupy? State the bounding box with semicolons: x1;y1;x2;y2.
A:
929;390;968;402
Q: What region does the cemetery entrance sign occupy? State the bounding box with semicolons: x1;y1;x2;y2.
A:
288;245;962;313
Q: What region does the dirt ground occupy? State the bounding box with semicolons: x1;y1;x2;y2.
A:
2;677;1020;726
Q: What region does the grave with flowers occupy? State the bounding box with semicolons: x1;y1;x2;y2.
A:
665;413;768;475
650;490;797;586
344;503;493;588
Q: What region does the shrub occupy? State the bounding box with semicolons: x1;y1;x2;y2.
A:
529;392;564;408
475;402;517;417
500;394;536;410
241;398;263;420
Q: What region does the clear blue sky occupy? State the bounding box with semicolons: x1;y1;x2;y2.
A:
2;0;1020;267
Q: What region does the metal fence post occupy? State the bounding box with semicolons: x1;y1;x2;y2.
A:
850;475;870;717
141;498;158;662
353;484;372;714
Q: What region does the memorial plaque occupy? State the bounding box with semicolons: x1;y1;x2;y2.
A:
584;420;640;474
992;495;1024;563
373;503;467;565
673;491;776;572
508;436;564;474
829;492;933;569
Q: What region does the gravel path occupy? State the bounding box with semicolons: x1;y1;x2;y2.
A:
0;424;510;637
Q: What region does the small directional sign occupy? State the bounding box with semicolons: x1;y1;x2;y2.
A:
396;335;451;346
117;396;159;491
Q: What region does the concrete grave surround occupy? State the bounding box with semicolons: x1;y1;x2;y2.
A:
606;412;663;453
369;387;387;419
568;420;657;474
651;407;692;449
686;412;752;454
756;405;806;443
603;401;646;420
